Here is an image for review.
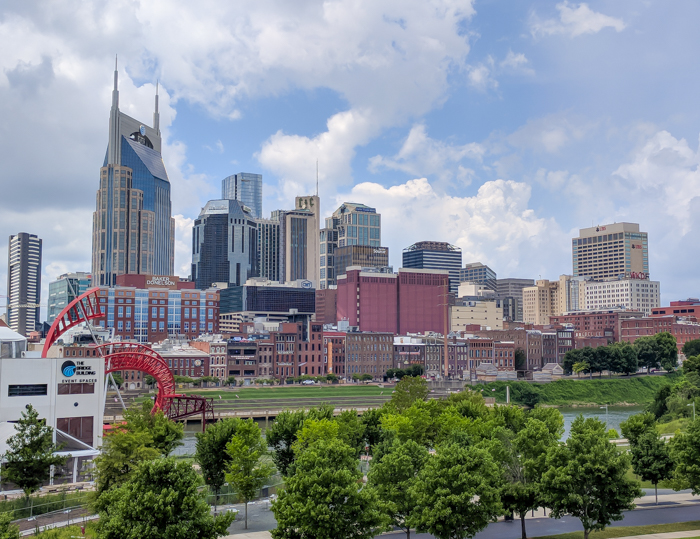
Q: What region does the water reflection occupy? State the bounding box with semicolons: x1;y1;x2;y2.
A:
558;406;645;440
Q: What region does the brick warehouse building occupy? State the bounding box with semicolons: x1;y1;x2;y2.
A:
549;309;644;343
337;267;449;335
620;315;700;352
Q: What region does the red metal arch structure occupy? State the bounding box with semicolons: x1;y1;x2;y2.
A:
41;288;214;423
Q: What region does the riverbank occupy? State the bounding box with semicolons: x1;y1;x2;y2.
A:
482;375;671;407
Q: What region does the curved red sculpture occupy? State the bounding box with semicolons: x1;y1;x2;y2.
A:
95;342;176;413
42;288;104;356
42;288;176;413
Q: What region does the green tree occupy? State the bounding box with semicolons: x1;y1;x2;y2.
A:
572;361;589;377
683;340;700;359
292;418;340;456
123;400;184;455
361;408;385;452
617;342;639;375
195;418;240;511
335;409;366;455
683;355;700;375
110;372;124;387
389;376;429;412
514;383;540;408
635;336;661;372
94;428;160;494
143;374;156;386
2;405;67;499
410;442;503;539
630;431;674;504
669;418;700;494
619;412;656;445
541;416;642;539
272;438;385;539
225;419;274;529
368;439;428;539
562;348;581;375
647;384;672;419
95;457;234;539
501;418;560;539
265;409;306;476
656;332;679;372
593;346;611;377
528;406;565;439
0;513;19;539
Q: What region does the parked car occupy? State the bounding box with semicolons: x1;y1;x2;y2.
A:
302;379;315;385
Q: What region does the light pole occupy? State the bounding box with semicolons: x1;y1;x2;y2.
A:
600;404;609;427
688;402;696;421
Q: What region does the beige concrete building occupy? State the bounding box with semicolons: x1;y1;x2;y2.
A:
451;300;503;331
573;222;649;280
219;312;243;334
523;279;561;325
280;195;320;287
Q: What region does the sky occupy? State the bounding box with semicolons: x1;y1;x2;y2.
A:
2;0;700;318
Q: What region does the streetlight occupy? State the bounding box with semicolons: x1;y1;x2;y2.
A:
688;402;696;421
600;404;609;427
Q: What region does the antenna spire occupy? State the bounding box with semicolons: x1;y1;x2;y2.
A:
153;80;160;135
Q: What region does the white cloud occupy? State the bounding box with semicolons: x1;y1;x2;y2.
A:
500;50;535;76
336;177;566;277
369;124;485;185
534;168;571;190
467;60;498;91
507;113;595;153
173;214;195;277
531;2;626;38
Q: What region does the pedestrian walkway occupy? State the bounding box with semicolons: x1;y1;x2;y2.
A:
611;531;700;539
224;532;271;539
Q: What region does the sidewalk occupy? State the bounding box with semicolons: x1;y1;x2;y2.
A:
610;532;700;539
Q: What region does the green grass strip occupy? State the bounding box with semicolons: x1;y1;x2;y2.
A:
532;520;700;539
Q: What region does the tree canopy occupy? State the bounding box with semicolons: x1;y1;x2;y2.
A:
195;418;240;508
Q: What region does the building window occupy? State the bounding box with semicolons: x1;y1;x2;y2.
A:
9;384;48;397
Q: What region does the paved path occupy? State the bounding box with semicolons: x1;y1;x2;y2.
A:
611;532;700;539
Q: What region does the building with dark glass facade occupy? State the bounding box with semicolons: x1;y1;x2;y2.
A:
334;245;390;280
191;200;259;289
92;63;174;286
460;262;497;291
222;173;263;219
402;241;462;295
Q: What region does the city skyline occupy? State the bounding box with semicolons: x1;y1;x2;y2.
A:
2;1;700;310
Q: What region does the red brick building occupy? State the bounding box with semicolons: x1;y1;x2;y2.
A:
315;289;338;325
620;315;700;351
549;310;643;343
651;300;700;318
190;339;228;380
272;323;324;381
345;331;394;381
323;331;346;377
337;268;449;335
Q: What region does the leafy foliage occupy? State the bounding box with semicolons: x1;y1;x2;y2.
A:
683;340;700;360
669;418;700;494
0;512;19;539
630;431;674;501
123;400;184;456
271;438;385;539
94;428;160;494
541;416;642;539
225;419;274;529
195;418;240;505
388;376;429;412
2;405;67;499
95;457;234;539
620;412;656;444
410;442;503;539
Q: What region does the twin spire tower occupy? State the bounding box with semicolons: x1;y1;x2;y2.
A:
92;58;174;286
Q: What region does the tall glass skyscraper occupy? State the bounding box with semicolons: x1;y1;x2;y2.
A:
402;241;462;294
222;173;263;219
92;60;174;286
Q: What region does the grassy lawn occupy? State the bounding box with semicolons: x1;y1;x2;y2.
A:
180;384;388;401
657;417;690;435
532;520;700;539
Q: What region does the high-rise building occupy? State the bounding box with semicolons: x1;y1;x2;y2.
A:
7;233;42;336
573;222;649;280
47;272;92;323
402;242;462;294
495;278;535;322
256;217;280;281
222;173;263;219
191;200;259;289
460;262;497;291
334;245;390;281
92;62;174;286
320;203;382;289
522;279;560;325
279;196;320;286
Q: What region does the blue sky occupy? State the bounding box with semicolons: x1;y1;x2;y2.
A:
1;0;700;315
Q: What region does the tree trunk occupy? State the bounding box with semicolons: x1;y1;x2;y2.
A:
520;513;527;539
406;527;410;539
655;483;658;504
245;498;248;529
584;529;589;539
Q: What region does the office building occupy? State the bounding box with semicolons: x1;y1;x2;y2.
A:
191;200;259;289
92;275;220;343
572;222;649;280
279;195;320;286
403;242;462;294
337;267;449;335
316;288;338;325
581;277;660;316
320;202;382;289
92;63;174;286
47;272;92;324
257;217;280;281
222;173;263;219
334;245;390;281
496;278;535;322
460;262;497;291
451;299;504;331
523;279;560;325
6;233;42;336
